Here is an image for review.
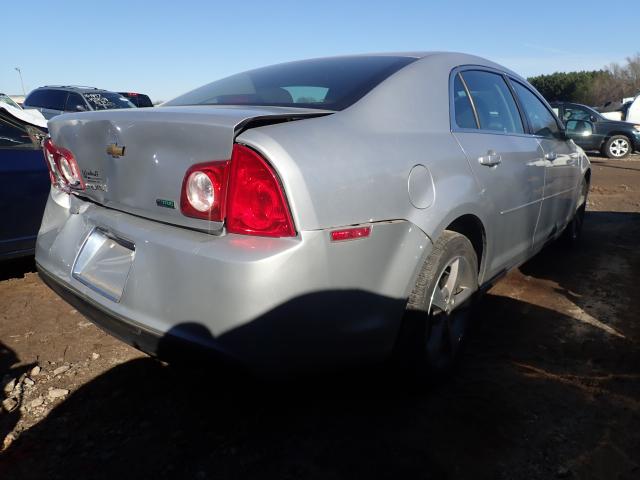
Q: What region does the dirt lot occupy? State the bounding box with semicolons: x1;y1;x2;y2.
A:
1;154;639;480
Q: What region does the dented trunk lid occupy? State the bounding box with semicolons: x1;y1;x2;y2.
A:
47;105;329;232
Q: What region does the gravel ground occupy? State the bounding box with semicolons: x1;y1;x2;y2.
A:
1;154;639;480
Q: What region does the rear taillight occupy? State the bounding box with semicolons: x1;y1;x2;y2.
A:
226;144;296;237
180;144;295;237
43;138;85;191
180;161;229;221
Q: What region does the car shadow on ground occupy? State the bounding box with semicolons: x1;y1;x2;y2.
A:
1;212;638;480
0;343;36;452
1;295;637;480
519;211;640;341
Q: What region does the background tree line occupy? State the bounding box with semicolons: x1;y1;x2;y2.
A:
528;53;640;107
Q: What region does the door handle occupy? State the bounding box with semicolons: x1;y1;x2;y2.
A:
478;150;502;167
545;152;558;161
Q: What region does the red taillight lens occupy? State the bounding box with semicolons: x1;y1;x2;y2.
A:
180;144;295;237
43;138;84;191
180;161;229;221
226;144;296;237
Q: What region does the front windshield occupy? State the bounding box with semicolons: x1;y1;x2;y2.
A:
165;56;416;111
82;92;135;110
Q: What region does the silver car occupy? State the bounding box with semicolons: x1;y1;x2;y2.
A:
36;52;590;378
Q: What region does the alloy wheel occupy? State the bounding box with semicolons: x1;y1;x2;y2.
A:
425;256;475;366
609;138;629;158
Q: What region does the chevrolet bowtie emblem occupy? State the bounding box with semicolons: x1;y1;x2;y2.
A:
106;143;126;158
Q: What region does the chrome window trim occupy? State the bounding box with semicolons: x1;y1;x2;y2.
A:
452;127;538;139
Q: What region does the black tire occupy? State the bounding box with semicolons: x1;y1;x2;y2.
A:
562;176;588;245
602;135;631;159
394;230;478;383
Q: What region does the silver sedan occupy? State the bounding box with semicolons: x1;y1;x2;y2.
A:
36;52;590;379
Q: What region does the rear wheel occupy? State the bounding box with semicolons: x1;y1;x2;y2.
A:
603;135;631;159
396;231;478;382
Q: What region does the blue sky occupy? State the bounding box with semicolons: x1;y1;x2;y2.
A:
2;0;636;102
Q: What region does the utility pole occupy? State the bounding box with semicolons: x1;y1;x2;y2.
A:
14;67;26;96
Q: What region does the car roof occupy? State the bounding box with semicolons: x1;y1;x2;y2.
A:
272;51;525;81
35;85;114;94
299;51;469;59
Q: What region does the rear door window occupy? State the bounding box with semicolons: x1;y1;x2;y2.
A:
562;105;593;122
24;90;47;108
26;89;68;110
510;81;562;138
460;70;524;134
65;92;87;112
41;90;68;110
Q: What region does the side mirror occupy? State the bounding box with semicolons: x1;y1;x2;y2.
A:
565;119;594;137
75;105;87;112
590;115;598;122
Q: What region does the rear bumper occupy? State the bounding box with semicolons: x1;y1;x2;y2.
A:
35;192;431;372
38;265;234;366
38;265;164;355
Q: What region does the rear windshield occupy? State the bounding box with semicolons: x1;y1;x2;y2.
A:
120;93;153;107
134;95;153;107
82;92;135;110
165;56;417;111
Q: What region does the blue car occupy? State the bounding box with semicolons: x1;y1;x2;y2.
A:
0;109;49;259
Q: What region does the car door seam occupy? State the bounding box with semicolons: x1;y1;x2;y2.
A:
530;138;547;247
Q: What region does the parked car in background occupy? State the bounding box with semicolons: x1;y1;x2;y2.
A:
599;94;640;124
37;53;590;380
0;103;49;259
118;92;153;107
551;102;640;158
23;86;135;119
1;93;47;126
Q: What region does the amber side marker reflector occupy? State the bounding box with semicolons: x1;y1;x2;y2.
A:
330;226;371;242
